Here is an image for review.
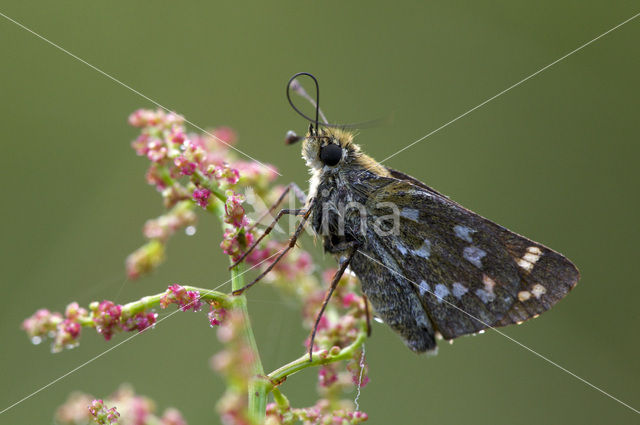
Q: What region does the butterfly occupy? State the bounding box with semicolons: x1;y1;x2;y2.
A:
232;72;579;357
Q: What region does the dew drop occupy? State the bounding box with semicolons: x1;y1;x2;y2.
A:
185;226;196;236
478;330;485;334
373;317;384;324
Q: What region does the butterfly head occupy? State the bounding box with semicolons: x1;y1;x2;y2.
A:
284;72;386;175
297;125;358;171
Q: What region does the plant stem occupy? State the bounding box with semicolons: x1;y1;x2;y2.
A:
78;286;230;327
266;326;367;391
229;263;267;423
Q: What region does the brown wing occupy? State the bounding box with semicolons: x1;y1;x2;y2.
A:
356;176;579;343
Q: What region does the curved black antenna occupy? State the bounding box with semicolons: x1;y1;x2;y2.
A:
287;72;321;133
287;72;391;131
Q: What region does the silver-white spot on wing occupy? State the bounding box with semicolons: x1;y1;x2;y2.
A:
418;280;430;296
454;225;475;243
413;239;431;259
400;208;420;222
475;288;496;304
434;284;450;303
463;246;486;268
397;242;408;256
452;282;468;299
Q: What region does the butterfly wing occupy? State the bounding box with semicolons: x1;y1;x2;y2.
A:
351;174;579;345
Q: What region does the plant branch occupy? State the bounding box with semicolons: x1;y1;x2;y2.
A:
229;256;268;423
266;325;367;391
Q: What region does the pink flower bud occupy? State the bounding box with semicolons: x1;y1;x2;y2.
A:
341;293;358;309
88;399;120;424
160;284;202;312
208;304;226;327
211;126;237;146
125;240;165;279
192;187;211;208
318;365;338;388
22;309;62;341
161;408;187;425
169;126;186;145
224;190;246;227
92;301;123;341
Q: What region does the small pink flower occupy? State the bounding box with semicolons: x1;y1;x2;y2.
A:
88;399;120;424
128;109;153;128
347;352;369;388
146;139;168;163
211;126;237;145
161;408;187;425
224;190;246;227
125;240;165;279
234;161;279;189
131;134;150;156
341;293;358;309
65;302;88;320
122;312;158;332
52;319;82;352
192;187;211;208
208;304;226;327
213;164;240;185
169;126;186;145
160;284;202;312
22;309;62;340
318;365;338;388
245;246;271;266
92;301;123;341
220;228;254;260
174;156;196;176
145;164;168;191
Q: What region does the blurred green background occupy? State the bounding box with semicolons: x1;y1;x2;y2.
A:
1;1;639;424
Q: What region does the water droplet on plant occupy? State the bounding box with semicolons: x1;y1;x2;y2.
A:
478;330;485;334
373;317;384;324
31;336;42;345
185;226;196;236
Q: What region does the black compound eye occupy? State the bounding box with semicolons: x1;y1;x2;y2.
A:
319;144;342;166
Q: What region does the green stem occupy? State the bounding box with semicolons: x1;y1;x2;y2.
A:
230;263;267;424
266;326;367;391
80;286;230;327
194;169;227;202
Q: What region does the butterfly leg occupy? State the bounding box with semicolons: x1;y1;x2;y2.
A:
308;244;359;361
229;183;307;270
362;293;372;337
229;208;305;270
245;182;307;235
231;200;315;296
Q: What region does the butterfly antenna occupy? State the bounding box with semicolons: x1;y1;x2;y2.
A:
287;72;328;128
286;72;391;132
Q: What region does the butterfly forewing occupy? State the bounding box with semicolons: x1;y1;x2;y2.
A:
359;176;579;344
